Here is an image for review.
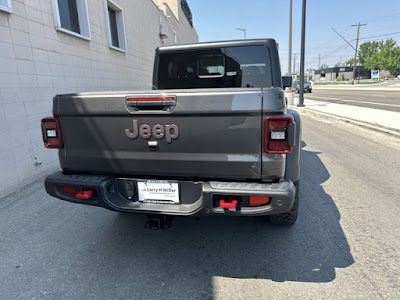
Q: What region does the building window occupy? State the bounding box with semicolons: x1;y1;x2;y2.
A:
52;0;91;39
181;0;193;27
104;0;126;52
0;0;12;13
108;7;119;47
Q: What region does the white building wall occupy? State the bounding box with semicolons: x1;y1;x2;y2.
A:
0;0;198;197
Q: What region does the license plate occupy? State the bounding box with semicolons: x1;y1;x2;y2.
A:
137;181;179;204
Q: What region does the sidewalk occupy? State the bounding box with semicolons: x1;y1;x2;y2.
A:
313;80;400;92
288;97;400;137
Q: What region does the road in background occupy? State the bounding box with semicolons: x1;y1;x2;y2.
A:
303;89;400;112
0;115;399;299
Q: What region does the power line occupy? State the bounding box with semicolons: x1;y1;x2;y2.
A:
330;27;356;50
359;31;400;40
306;43;351;63
305;28;400;66
363;33;400;41
306;31;400;62
304;27;353;54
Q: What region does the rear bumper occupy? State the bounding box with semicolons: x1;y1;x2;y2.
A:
45;172;296;217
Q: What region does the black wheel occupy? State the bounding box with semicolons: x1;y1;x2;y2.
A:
309;89;312;93
269;181;299;226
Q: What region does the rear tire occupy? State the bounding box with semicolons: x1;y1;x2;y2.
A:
269;181;299;226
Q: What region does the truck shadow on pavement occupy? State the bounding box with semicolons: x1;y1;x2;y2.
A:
74;141;354;298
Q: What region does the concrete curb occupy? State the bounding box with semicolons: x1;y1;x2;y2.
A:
289;105;400;139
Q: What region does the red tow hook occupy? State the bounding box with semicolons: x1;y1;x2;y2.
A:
219;197;238;209
76;190;94;200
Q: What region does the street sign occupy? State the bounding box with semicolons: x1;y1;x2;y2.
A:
371;70;379;80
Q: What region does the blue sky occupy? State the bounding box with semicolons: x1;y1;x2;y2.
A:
187;0;400;72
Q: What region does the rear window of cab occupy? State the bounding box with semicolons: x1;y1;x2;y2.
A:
157;46;272;89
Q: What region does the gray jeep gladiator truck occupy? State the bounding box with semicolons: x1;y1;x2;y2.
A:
42;39;301;226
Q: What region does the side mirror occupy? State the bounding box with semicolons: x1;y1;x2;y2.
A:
282;76;292;88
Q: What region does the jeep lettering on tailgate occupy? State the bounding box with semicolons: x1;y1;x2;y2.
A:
125;120;179;143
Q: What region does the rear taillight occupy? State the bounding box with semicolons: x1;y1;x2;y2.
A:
264;115;295;154
249;196;270;206
62;185;76;195
41;117;63;148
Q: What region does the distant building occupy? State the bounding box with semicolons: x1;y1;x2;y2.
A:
314;66;370;82
0;0;198;197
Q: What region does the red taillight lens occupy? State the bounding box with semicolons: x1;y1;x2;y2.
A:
62;185;76;195
249;196;270;206
219;199;238;209
41;117;63;148
264;116;294;154
76;190;94;200
269;120;288;130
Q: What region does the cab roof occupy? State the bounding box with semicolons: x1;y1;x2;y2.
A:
157;39;278;52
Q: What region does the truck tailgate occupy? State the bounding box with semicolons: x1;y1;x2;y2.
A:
55;89;266;180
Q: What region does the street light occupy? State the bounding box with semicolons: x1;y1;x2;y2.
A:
288;0;293;76
298;0;306;107
236;27;246;39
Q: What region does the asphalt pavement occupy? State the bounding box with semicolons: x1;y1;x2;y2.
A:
304;89;400;112
0;114;399;299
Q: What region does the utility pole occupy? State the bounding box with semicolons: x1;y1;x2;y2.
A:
318;54;321;69
293;53;298;74
298;0;306;107
288;0;293;75
331;25;366;84
351;22;366;84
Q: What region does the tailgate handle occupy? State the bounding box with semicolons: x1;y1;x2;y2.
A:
126;96;176;111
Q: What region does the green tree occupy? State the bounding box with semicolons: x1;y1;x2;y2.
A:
345;58;355;66
334;62;342;67
363;39;400;76
380;43;400;76
358;41;379;65
363;53;381;70
320;64;329;69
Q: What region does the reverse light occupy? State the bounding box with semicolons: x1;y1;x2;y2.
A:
41;117;63;148
270;131;285;140
265;115;295;154
46;129;57;137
